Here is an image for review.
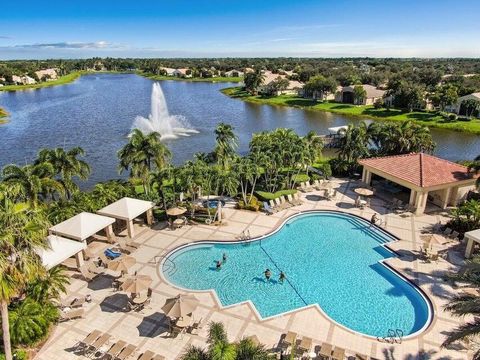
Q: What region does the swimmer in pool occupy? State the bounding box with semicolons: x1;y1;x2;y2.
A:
279;271;286;283
264;269;271;281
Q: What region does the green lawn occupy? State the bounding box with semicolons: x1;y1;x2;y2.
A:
140;72;242;83
221;87;480;135
0;71;93;91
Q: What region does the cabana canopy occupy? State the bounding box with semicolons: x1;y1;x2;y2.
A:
36;235;86;269
97;197;155;238
49;212;115;241
359;153;478;214
465;229;480;258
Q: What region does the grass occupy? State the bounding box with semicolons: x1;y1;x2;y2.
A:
0;71;93;91
140;72;242;83
221;87;480;135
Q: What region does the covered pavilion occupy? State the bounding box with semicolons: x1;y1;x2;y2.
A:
97;197;155;238
36;235;87;269
465;229;480;258
358;153;477;215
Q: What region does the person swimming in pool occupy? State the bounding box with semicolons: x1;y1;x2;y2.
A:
222;253;227;263
279;271;286;283
216;260;222;270
264;269;271;281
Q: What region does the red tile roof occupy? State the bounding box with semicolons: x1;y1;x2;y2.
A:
358;153;476;188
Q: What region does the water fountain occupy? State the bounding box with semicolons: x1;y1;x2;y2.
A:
132;82;198;140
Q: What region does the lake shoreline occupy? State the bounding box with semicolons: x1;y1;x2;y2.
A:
221;86;480;135
0;107;7;123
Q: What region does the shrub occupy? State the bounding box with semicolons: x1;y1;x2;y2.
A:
254;190;297;201
448;113;458;121
0;350;28;360
373;98;383;109
237;195;260;211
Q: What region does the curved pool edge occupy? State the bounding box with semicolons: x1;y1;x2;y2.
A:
157;209;434;340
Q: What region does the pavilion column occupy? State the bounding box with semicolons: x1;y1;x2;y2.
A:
361;168;372;185
105;224;115;243
450;186;459;206
127;220;135;238
75;251;84;268
465;236;475;259
414;192;428;215
409;189;417;205
146;208;154;226
441;187;452;209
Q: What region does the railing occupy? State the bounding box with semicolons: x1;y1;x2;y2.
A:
152;254;177;276
376;328;403;344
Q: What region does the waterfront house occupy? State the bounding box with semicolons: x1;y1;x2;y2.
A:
172;68;192;78
225;69;244;77
35;68;58;81
335;84;385;105
446;92;480;116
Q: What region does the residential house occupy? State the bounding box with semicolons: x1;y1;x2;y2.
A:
161;67;177;76
35;68;58;81
446;92;480;115
335;84;385;105
172;68;192;78
260;71;303;95
11;74;36;85
11;75;23;84
224;69;244;77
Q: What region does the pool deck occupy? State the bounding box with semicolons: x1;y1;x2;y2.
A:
37;178;474;360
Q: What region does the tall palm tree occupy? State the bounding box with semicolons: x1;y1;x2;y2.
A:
1;162;64;207
26;266;69;304
0;199;49;360
36;147;91;198
118;129;171;194
214;123;238;170
337;123;370;163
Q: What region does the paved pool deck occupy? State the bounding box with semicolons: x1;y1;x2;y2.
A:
36;178;474;360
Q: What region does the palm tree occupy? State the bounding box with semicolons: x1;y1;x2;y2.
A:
443;260;480;358
337;123;370;163
118;129;171;194
0;199;49;360
1;162;64;207
26;266;69;304
468;155;480;189
214;123;238;170
36;147;91;198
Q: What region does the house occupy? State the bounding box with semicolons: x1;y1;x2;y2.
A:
35;68;58;81
259;71;303;96
11;75;23;84
335;84;385;105
244;67;255;73
446;92;480;115
161;67;177;76
172;68;192;78
224;70;244;77
21;75;37;85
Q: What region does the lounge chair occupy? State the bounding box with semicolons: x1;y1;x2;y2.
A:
263;201;275;215
304;181;314;192
332;346;346;360
105;248;122;259
292;192;303;205
138;351;156;360
280;196;291;209
116;344;137;360
297;182;307;192
61;296;86;309
282;331;297;347
188;317;203;335
74;329;102;352
59;308;84;322
318;343;333;359
298;336;312;352
103;340;127;360
354;354;369;360
79;265;98;282
153;356;166;360
85;333;111;356
116;240;137;254
274;198;285;210
450;230;460;240
443;227;453;236
99;252;113;267
268;200;277;211
286;194;295;205
87;261;104;275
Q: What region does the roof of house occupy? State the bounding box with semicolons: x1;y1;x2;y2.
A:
97;197;155;221
342;84;385;99
459;92;480;101
358;153;477;188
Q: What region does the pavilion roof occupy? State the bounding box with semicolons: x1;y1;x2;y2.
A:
97;197;155;221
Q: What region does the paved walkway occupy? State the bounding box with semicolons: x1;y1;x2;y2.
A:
36;179;473;360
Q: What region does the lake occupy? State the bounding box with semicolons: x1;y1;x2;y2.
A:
0;73;479;187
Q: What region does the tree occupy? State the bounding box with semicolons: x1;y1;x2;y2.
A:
36;147;91;199
387;81;426;112
336;123;370;164
214;123;238;170
232;156;261;205
303;75;337;100
26;266;69;304
118;129;171;194
353;85;367;105
462;99;480;118
430;84;458;111
1;163;64;207
0;199;49;360
468;155;480;189
262;76;290;96
243;70;264;95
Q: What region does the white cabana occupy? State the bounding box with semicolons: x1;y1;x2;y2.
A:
36;235;86;269
465;229;480;258
49;212;116;242
97;197;155;238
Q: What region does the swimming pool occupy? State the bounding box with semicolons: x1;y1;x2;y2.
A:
162;211;432;338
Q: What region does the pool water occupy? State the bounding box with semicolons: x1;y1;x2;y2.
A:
162;212;431;338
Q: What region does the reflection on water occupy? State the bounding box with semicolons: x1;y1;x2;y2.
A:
0;73;478;187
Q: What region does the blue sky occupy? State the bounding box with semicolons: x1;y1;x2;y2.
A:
1;0;479;59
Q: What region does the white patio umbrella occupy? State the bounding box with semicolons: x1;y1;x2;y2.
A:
355;188;374;196
166;207;187;217
108;256;136;273
121;274;153;294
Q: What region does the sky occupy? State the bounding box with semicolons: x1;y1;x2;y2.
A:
1;0;479;59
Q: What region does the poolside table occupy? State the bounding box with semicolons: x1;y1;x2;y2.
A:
175;315;193;328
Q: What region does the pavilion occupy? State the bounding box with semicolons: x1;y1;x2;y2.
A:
465;229;480;258
97;197;155;238
36;235;86;269
358;153;478;215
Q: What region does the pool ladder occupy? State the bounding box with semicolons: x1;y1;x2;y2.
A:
376;329;403;344
152;254;177;276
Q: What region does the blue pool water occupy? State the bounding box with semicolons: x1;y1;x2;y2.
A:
162;212;431;337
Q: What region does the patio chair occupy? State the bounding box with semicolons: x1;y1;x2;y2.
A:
116;239;137;254
286;194;295;205
74;329;102;352
312;179;321;190
274;198;285;210
298;336;312;353
105;248;122;259
59;307;85;322
137;351;156;360
188;317;203;335
103;340;127;360
61;296;86;309
116;343;137;360
268;199;277;211
280;196;292;208
87;261;104;275
85;333;111;356
99;252;113;267
263;201;275;215
317;343;333;359
79;265;97;282
432;222;443;233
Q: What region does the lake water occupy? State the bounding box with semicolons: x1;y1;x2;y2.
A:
0;73;479;187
